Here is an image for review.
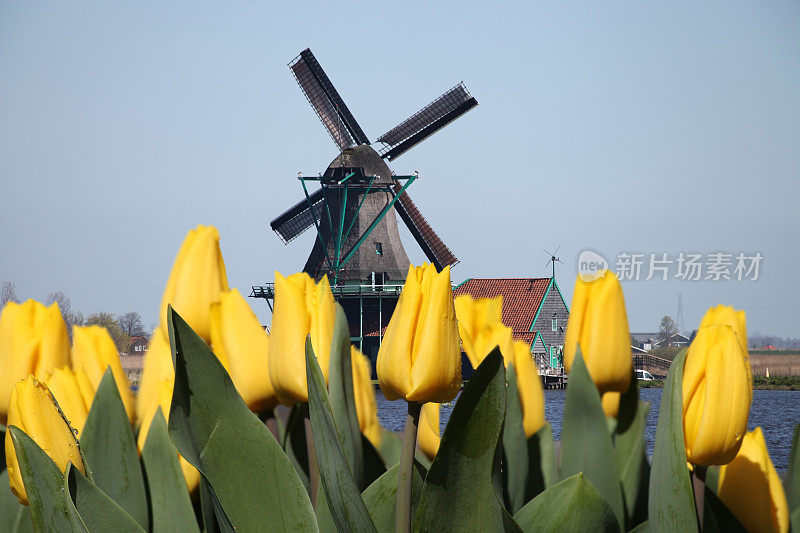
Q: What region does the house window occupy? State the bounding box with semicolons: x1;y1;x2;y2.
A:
375;242;383;255
551;318;557;332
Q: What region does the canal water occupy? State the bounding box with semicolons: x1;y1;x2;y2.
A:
375;388;800;470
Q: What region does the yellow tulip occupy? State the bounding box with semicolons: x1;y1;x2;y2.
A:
454;294;504;368
0;300;71;424
136;378;201;492
135;328;174;429
718;427;789;533
418;402;440;461
601;392;621;419
682;306;752;466
268;272;336;405
158;225;229;343
351;346;382;448
377;264;461;403
564;270;632;394
43;366;95;436
509;341;545;437
210;288;278;412
71;325;135;424
4;376;85;505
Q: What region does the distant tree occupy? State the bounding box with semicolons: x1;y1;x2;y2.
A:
118;311;145;338
1;281;19;308
45;291;84;340
85;312;130;353
659;316;678;347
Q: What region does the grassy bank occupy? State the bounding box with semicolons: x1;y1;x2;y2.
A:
636;376;800;391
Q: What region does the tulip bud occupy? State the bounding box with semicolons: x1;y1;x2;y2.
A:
43;366;95;436
210;288;278;412
268;272;336;405
418;402;440;461
0;300;71;424
564;270;632;394
682;306;752;466
601;392;621;419
509;341;546;437
351;346;382;448
719;427;789;533
454;294;504;368
4;376;85;505
135;327;175;429
159;225;229;343
377;264;461;403
71;325;135;424
136;378;201;492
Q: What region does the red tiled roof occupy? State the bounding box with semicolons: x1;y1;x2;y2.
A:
453;278;551;333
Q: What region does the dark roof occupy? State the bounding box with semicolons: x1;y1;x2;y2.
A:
453;278;551;333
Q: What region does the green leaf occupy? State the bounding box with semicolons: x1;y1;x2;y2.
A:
283;404;311;498
412;349;518;532
502;363;529;514
306;336;377;532
379;429;402;468
614;378;650;528
647;348;697;533
0;469;34;533
362;462;426;533
529;422;557;491
326;304;365;488
788;423;800;514
81;368;149;528
166;306;316;532
560;349;625;529
361;434;388;489
199;478;223;533
514;473;619;533
705;465;720;494
791;508;800;533
140;407;199;532
66;464;145;532
702;486;747;533
8;426;86;532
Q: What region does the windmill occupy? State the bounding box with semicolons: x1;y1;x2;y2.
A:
544;246;562;279
269;48;478;285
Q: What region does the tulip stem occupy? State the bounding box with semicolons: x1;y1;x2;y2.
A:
304;409;319;509
691;465;707;531
397;401;421;533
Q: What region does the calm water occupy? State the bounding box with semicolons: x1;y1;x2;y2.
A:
375;388;800;470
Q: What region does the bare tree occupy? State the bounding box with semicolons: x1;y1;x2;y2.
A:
659;316;678;348
1;281;19;308
118;311;145;337
86;312;130;353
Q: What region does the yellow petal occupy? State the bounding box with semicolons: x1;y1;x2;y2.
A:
43;367;93;436
601;392;621;419
136;328;174;429
351;346;382;448
512;341;545;437
158;225;229;343
72;325;135;424
719;427;789;533
0;300;70;424
418;402;440;461
210;288;278;412
4;376;84;505
454;294;503;368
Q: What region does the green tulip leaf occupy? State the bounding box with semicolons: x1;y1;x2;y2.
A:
614;377;650;527
140;407;199;532
502;363;530;514
7;426;86;532
629;520;649;532
306;336;377;532
165;306;316;532
791;508;800;533
0;469;34;532
514;473;619;532
379;429;403;468
648;348;698;533
65;464;144;532
81;368;149;529
412;349;519;532
362;461;426;533
327;303;365;489
529;422;557;491
788;423;800;514
199;478;223;533
361;433;388;489
704;465;720;494
283;404;311;498
560;349;625;529
702;486;747;533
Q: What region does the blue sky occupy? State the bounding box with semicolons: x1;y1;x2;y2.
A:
1;1;798;336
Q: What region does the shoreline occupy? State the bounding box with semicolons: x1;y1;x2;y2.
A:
638;377;800;391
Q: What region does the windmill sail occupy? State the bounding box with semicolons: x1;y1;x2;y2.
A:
289;49;370;150
377;83;478;161
392;182;458;270
270;189;325;244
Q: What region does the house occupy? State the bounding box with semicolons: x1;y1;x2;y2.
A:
453;277;570;373
128;335;149;355
631;332;690;351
